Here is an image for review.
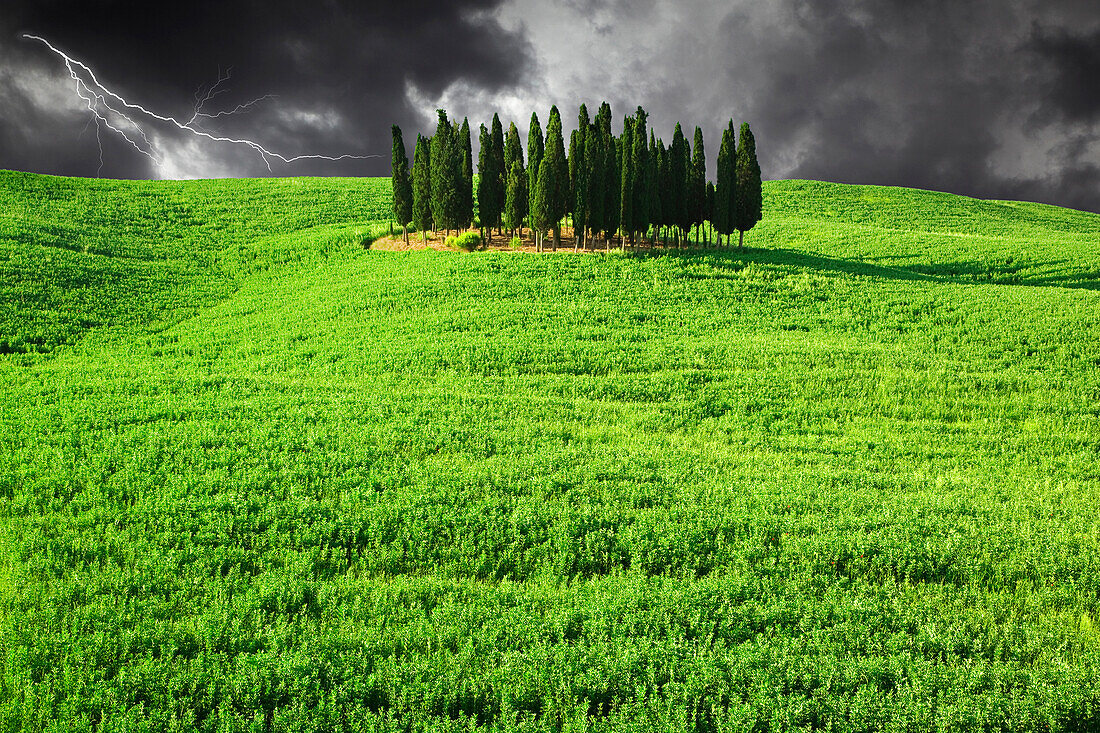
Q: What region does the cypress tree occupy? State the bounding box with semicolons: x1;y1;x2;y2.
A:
619;115;634;248
527;112;544;242
607;132;622;249
648;132;661;246
595;103;617;249
459;117;474;229
715;119;737;246
545;105;568;250
412;133;432;244
630;107;650;247
569;128;580;247
504;159;527;241
491;113;506;235
477;123;502;243
705;180;716;246
505;121;523;172
734;122;763;248
572;104;591;250
430;110;459;235
585;120;603;248
689;127;706;245
505;122;526;238
670;122;690;244
532;142;555;253
390;124;412;245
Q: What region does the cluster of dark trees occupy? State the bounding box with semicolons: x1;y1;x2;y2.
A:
390;104;762;251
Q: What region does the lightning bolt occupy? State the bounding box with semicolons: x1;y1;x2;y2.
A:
23;34;380;175
186;67;278;129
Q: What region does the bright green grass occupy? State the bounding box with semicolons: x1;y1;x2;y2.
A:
2;171;1100;732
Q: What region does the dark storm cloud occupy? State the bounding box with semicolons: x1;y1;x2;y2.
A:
493;0;1098;212
745;0;1100;212
0;0;531;178
1028;25;1100;124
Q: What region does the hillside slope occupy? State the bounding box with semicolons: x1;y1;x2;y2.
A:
2;173;1099;732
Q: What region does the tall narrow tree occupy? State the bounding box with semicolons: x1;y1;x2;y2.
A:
430;110;460;236
545;105;569;251
734;122;763;249
630;107;650;247
532;143;555;253
607;132;622;249
477;123;502;243
504;159;527;241
490;113;506;235
651;138;668;246
648;132;662;246
569;128;580;246
595;103;617;249
689;127;706;245
571;104;591;250
669;123;690;245
705;180;716;246
619;115;635;248
715;119;737;246
391;125;413;246
459;117;474;229
584;113;605;248
412;133;432;244
527;112;544;241
505;122;526;238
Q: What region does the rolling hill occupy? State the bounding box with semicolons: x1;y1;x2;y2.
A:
2;170;1099;732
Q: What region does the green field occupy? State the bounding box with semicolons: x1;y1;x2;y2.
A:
2;169;1099;732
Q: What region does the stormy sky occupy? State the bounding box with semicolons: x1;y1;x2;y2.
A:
1;0;1097;211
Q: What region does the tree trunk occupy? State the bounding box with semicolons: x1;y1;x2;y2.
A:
739;229;744;249
552;225;560;251
402;225;408;246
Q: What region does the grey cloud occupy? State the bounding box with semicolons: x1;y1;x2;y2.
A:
481;0;1097;212
0;1;532;179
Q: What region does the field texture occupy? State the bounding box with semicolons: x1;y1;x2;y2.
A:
2;170;1099;732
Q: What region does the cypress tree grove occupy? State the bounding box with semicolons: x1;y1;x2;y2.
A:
689;127;706;244
670;123;690;245
504;159;527;241
477;123;502;243
505;122;526;238
459;117;474;229
631;107;650;247
490;113;506;235
527;112;544;242
734;122;763;249
715;119;737;247
430;110;459;236
412;133;432;244
545;105;569;251
390;124;413;246
619;115;635;248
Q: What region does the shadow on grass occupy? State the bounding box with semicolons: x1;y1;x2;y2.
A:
657;247;1100;290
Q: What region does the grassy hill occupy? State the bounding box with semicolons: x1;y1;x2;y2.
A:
1;170;1099;732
